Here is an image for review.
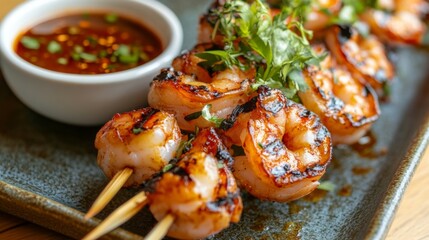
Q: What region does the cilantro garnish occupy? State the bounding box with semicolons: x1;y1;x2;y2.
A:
201;104;224;127
196;0;323;99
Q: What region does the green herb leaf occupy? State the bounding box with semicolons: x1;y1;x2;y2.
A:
317;181;336;192
197;0;322;99
201;104;224;127
105;13;118;23
47;41;62;54
20;36;40;50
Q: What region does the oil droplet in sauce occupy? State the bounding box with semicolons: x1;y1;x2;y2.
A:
303;188;328;202
338;184;353;197
280;221;302;240
350;131;387;159
250;214;269;232
288;202;302;214
352;166;372;175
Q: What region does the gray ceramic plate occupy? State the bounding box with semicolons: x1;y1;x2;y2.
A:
1;1;429;239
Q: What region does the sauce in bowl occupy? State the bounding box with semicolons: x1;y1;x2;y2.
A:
15;12;163;74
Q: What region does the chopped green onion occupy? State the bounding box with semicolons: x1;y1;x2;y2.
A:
87;36;98;45
80;52;98;62
114;44;131;56
119;54;139;64
20;36;40;50
132;127;142;134
47;41;62;54
71;52;81;61
57;57;68;65
99;50;108;58
105;13;118;23
162;164;173;172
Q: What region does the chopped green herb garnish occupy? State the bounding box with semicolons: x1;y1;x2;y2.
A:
162;164;174;172
119;53;139;64
57;57;68;65
80;52;98;62
197;0;322;99
71;52;81;61
184;111;202;121
201;104;224;127
99;50;108;58
114;45;140;64
114;44;130;56
105;13;118;23
317;181;336;192
20;36;40;50
47;40;62;54
132;127;142;134
217;162;224;169
87;36;98;46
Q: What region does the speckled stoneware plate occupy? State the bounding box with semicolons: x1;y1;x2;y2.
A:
1;1;429;239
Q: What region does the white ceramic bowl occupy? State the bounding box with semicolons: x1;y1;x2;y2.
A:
0;0;183;126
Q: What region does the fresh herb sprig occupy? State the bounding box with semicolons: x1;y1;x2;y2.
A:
197;0;323;99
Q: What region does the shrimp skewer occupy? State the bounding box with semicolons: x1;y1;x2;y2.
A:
361;0;427;45
223;86;332;202
83;128;242;240
148;44;255;131
299;44;380;145
85;108;182;219
325;25;395;96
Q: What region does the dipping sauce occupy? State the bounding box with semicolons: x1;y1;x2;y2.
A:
15;12;162;74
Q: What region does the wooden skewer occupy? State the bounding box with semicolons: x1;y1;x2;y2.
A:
82;191;148;240
85;168;134;219
144;214;175;240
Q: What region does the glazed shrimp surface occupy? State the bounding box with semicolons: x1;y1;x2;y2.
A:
223;86;332;202
95;108;182;187
326;25;395;95
361;0;427;45
299;0;341;31
146;128;242;240
299;45;380;145
148;44;255;131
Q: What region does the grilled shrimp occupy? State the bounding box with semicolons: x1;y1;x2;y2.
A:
299;45;380;145
223;86;332;202
361;0;427;45
146;128;242;240
301;0;341;31
95;108;182;187
148;44;255;131
326;25;395;95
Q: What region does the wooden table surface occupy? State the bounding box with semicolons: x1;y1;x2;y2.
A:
1;1;429;240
